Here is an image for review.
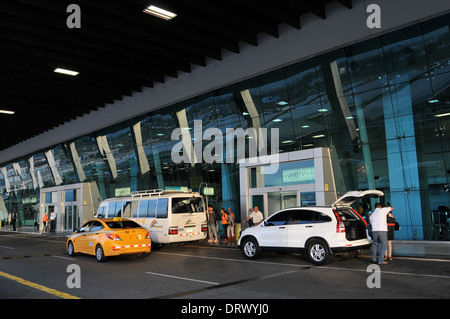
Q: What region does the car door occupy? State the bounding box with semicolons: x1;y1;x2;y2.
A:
74;221;93;253
257;210;291;249
84;221;105;255
286;210;315;249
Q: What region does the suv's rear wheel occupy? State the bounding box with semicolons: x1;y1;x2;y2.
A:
242;237;261;259
307;239;329;265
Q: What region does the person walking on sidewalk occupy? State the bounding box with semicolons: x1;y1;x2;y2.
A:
227;207;235;243
11;211;17;231
370;203;394;265
207;205;219;243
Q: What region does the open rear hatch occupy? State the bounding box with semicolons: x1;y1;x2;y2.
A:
333;190;384;241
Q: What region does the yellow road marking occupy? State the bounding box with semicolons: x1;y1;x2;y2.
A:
0;270;80;299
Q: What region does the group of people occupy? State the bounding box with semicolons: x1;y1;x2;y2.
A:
206;205;234;243
206;205;265;243
42;210;56;233
370;203;396;265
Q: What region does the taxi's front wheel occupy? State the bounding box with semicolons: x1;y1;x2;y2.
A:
95;244;107;262
67;241;76;256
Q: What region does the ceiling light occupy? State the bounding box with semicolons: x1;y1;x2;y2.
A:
277;101;289;106
428;99;439;104
435;112;450;118
301;125;310;128
143;5;177;20
318;108;328;113
0;110;15;115
273;119;282;122
345;116;354;120
303;143;313;147
312;134;326;138
282;140;294;144
54;68;79;76
156;133;165;136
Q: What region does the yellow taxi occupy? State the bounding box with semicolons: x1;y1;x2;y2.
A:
66;217;151;262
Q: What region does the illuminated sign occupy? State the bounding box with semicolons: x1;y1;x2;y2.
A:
282;167;315;184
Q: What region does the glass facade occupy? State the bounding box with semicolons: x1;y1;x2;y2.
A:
1;14;449;240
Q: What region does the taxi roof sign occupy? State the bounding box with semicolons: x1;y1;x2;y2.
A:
113;217;123;222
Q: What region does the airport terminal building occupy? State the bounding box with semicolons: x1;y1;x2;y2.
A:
0;0;449;241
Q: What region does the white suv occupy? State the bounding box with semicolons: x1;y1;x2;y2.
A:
238;190;382;265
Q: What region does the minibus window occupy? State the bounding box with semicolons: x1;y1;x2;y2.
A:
132;201;139;217
139;200;148;217
172;197;204;214
108;202;115;217
123;201;132;217
148;200;157;218
157;198;168;218
97;206;106;218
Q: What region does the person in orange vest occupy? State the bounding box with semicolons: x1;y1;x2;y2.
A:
220;208;229;242
43;213;49;233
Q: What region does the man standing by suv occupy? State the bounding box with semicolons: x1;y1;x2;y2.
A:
370;203;394;265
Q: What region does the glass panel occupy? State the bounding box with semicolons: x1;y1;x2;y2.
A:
157;198;168;218
138;200;148;217
422;15;450;77
147;199;157;218
382;25;428;84
300;192;316;206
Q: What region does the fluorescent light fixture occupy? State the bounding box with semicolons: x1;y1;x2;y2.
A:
156;133;165;136
282;140;294;144
0;110;15;115
435;112;450;118
303;143;314;147
318;108;328;113
273;119;282;122
276;101;289;106
242;112;249;116
143;5;177;20
312;134;326;138
54;68;79;76
428;99;439;104
301;125;310;128
345;116;354;120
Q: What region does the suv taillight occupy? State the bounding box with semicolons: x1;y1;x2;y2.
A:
333;209;346;233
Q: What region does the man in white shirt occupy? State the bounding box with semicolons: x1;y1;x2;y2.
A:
370;203;394;265
243;206;264;226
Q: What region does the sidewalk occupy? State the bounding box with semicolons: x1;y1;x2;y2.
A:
2;226;450;260
192;238;450;260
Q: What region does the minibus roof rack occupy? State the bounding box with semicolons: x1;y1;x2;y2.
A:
130;188;193;198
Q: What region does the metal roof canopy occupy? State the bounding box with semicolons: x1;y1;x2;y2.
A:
0;0;352;151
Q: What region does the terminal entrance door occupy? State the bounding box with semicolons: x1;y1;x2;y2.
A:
268;191;297;213
63;205;79;231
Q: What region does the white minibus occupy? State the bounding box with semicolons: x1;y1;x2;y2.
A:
95;189;208;244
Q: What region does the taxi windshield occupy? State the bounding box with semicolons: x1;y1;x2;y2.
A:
106;220;141;229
